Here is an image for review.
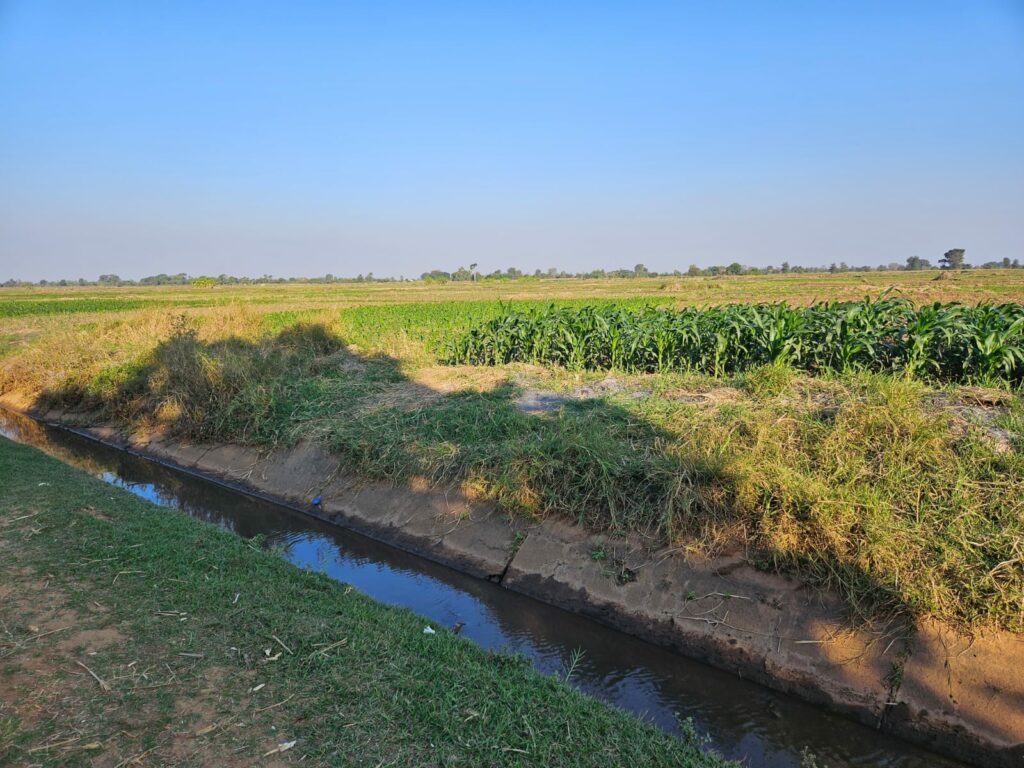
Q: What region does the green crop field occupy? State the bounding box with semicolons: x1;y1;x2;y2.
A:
2;270;1023;634
448;297;1024;384
0;297;154;317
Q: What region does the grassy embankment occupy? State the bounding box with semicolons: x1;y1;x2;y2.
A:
1;271;1022;634
0;436;731;767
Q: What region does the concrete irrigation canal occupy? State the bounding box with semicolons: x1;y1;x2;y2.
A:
0;408;976;768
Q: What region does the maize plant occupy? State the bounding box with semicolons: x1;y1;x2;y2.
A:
444;297;1024;385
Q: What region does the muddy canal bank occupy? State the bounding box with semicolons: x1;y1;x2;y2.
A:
2;402;1019;767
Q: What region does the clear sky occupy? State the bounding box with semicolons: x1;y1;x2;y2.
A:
2;1;1022;280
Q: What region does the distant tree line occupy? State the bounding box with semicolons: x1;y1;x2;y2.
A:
3;249;1020;287
419;249;1019;282
0;272;403;288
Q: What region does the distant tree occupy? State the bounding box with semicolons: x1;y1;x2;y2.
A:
633;263;648;277
687;264;702;277
780;261;790;273
939;248;966;270
98;274;122;286
420;270;451;282
726;262;744;275
191;276;217;287
469;263;478;281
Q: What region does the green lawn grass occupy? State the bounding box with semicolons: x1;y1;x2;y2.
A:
0;436;731;767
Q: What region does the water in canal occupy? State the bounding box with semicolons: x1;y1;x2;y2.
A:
0;409;968;768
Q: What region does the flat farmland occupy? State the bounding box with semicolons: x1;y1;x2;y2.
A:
2;270;1022;634
4;268;1024;316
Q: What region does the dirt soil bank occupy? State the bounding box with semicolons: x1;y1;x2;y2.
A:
9;400;1023;768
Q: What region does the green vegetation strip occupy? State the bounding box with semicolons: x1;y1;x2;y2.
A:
334;297;677;352
0;297;225;318
38;308;1024;632
446;297;1024;385
0;297;152;317
0;437;730;767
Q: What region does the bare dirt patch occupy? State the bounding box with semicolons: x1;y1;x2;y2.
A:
663;386;743;405
55;627;126;654
0;553;291;767
75;505;112;522
929;389;1018;454
515;374;647;413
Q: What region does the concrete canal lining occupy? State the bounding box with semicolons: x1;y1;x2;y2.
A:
4;402;1021;768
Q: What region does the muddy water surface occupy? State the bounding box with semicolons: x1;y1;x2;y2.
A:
0;409;968;768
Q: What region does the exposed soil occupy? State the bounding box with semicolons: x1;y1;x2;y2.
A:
663;386;744;404
0;542;291;767
929;388;1018;453
515;374;647;413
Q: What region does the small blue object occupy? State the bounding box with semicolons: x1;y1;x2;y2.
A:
312;495;322;506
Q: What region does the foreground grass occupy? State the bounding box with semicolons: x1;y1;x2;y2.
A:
0;437;731;767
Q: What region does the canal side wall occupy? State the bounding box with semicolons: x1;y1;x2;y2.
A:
8;402;1022;768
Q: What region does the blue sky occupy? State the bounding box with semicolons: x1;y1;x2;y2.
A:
2;1;1022;280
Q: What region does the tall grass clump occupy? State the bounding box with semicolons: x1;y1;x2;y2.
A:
728;375;1024;629
445;296;1024;386
30;315;342;443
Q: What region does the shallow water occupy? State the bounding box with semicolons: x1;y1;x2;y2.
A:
0;409;968;768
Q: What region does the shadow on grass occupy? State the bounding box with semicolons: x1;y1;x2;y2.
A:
34;320;996;632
